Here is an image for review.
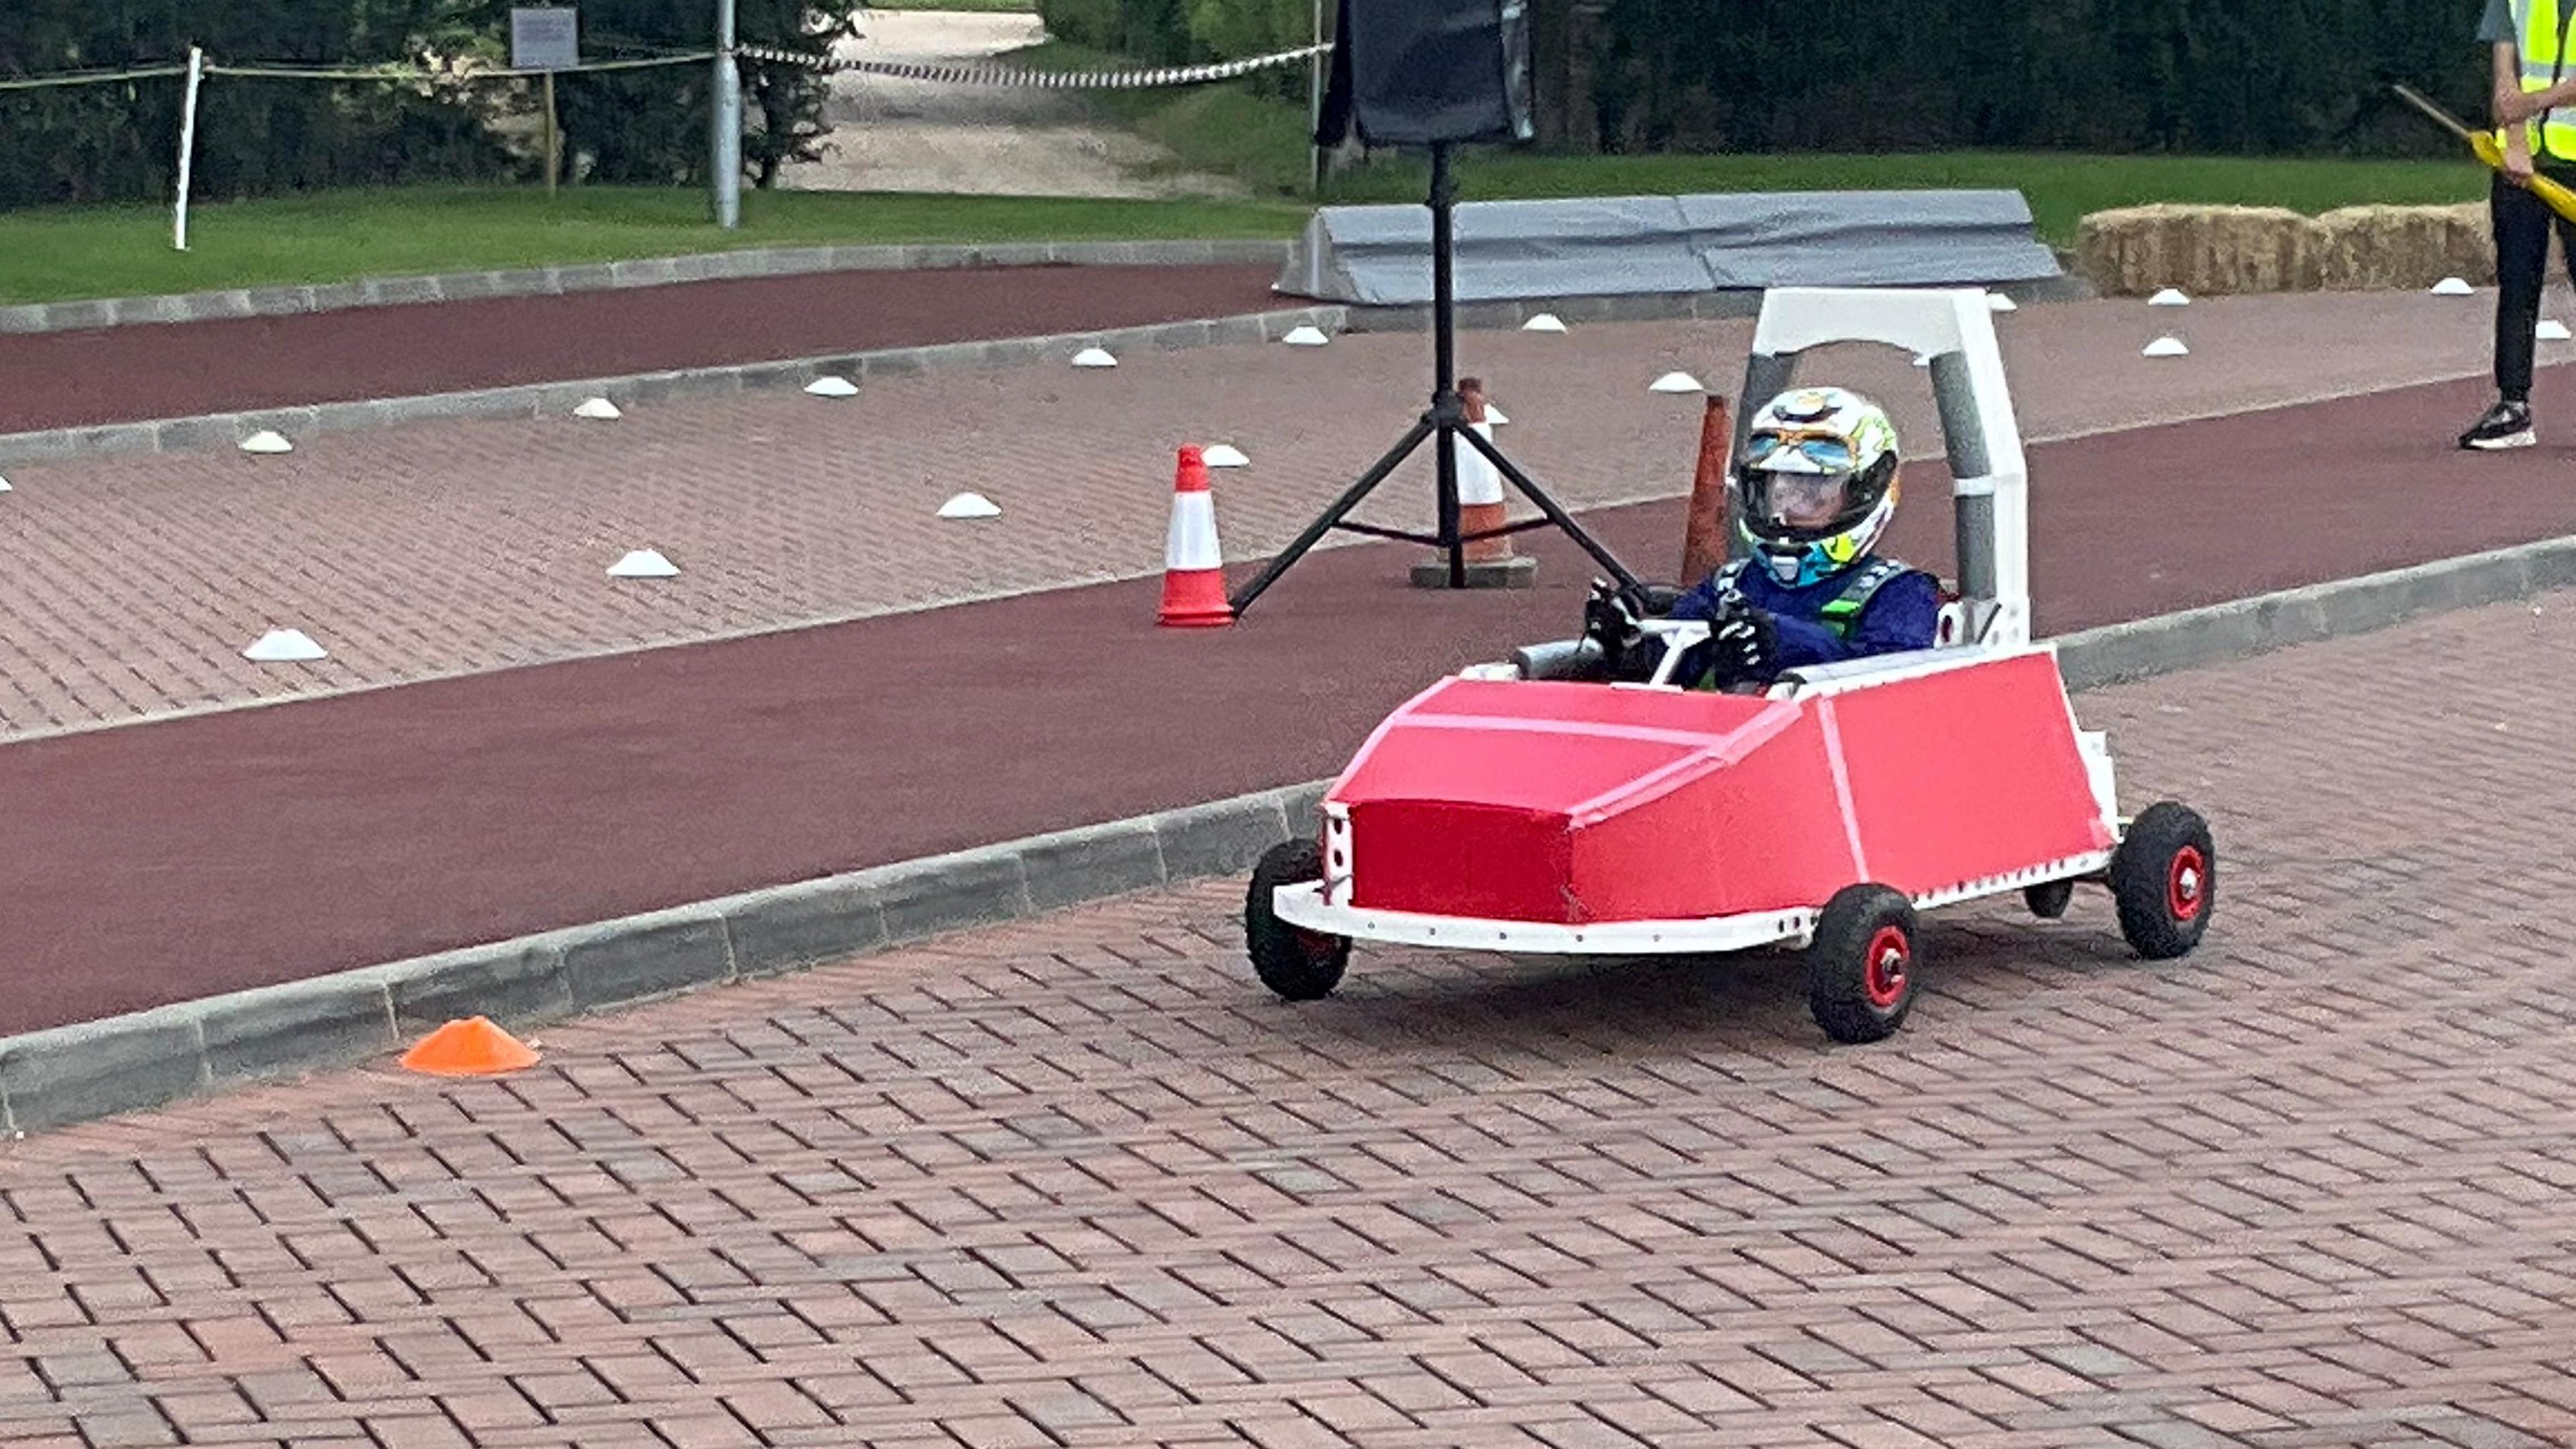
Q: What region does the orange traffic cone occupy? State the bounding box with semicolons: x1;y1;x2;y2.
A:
1157;445;1234;627
1679;393;1734;586
399;1016;541;1076
1458;378;1517;566
1412;377;1536;588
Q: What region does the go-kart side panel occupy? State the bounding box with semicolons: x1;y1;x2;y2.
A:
1826;651;2115;894
1564;706;1860;922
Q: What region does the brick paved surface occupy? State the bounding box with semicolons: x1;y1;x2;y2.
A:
1;592;2570;1447
0;289;2552;739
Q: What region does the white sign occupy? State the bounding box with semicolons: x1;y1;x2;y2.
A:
511;7;579;70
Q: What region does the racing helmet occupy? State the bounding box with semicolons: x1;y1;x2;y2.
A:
1734;386;1902;587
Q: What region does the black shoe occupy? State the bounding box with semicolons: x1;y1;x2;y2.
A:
2459;399;2536;449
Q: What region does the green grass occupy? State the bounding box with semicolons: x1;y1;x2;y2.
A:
1010;40;1325;195
0;184;1310;305
0;41;2490;307
1018;38;2485;243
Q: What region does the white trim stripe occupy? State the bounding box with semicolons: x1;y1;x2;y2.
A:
1271;851;2121;957
1568;704;1806;824
735;40;1326;89
1389;710;1755;751
1817;697;1870;879
1164;491;1221;570
1271;881;1815;955
1454;421;1504;506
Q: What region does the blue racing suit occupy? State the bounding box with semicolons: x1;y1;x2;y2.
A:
1662;555;1942;687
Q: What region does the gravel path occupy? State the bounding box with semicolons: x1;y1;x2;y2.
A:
775;9;1249;199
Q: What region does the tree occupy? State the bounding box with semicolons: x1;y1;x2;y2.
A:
740;0;855;186
447;0;851;185
0;0;500;207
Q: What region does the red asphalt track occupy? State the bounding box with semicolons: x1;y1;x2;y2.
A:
7;371;2574;1035
0;264;1281;433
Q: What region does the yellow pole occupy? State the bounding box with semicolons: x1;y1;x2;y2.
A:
2393;83;2576;223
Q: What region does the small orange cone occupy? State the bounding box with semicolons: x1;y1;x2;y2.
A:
400;1016;541;1076
1680;393;1734;586
1157;445;1234;627
1412;378;1536;588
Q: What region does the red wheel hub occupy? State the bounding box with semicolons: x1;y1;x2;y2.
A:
1864;925;1910;1009
2167;846;2207;922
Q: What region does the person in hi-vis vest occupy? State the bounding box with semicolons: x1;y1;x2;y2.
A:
2465;0;2576;447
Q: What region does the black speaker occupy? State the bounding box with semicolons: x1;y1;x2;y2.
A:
1316;0;1534;149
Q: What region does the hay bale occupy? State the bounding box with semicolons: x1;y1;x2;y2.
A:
2076;203;2319;297
2315;202;2497;289
2440;199;2505;284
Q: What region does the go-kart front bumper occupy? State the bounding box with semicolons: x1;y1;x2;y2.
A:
1267;881;1817;955
1266;843;2122;959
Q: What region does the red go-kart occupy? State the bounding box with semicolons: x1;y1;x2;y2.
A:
1242;287;2214;1043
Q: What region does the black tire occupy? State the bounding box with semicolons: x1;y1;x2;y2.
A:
2109;801;2215;960
2024;879;2076;919
1807;884;1921;1044
1245;839;1351;1001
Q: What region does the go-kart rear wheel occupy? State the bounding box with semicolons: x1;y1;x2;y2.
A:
2110;801;2215;959
1245;839;1351;1002
1806;884;1920;1045
2023;879;2076;919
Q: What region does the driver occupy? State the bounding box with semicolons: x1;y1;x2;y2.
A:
1597;386;1941;690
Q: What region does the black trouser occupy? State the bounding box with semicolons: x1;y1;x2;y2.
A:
2492;167;2576;400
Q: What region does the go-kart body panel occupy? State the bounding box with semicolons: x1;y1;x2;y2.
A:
1308;646;2114;940
1819;649;2116;891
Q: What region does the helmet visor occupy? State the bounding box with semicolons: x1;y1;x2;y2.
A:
1762;472;1851;529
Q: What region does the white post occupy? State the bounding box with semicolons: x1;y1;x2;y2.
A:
1307;0;1325;195
173;46;205;252
543;70;559;196
712;0;741;227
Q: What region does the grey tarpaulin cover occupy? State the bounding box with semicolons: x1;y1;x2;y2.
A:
1274;190;2062;305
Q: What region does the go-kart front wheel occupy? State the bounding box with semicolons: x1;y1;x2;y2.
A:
1806;883;1921;1044
2110;801;2215;959
1245;839;1351;1002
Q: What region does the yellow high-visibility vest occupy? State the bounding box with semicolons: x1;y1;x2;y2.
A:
2509;0;2576;160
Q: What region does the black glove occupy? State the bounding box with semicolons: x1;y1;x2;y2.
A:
1581;578;1644;671
1635;582;1684;616
1697;600;1779;688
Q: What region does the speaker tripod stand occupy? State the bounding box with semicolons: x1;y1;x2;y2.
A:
1225;142;1647;616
